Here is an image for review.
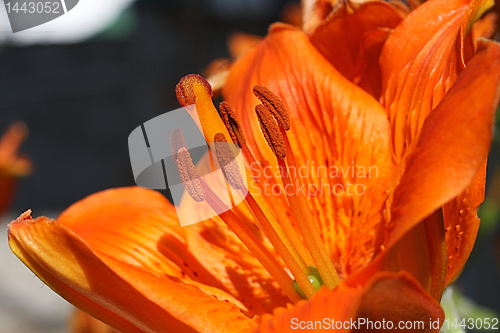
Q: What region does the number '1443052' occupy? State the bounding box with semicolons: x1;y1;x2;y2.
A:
5;2;61;14
442;317;498;330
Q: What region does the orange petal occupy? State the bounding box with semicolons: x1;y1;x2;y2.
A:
59;186;246;303
259;283;362;333
69;310;121;333
380;222;432;295
385;39;500;257
443;159;486;286
380;209;447;301
302;0;409;34
423;209;447;301
203;58;231;97
227;33;262;59
356;28;393;99
9;211;258;333
57;187;186;277
59;186;279;315
353;272;444;333
176;153;290;315
301;0;339;34
224;23;396;277
471;12;497;41
258;272;443;333
310;1;403;97
380;0;494;159
461;0;495;36
161;223;290;315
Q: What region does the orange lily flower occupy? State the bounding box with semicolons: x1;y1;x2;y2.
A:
0;122;31;216
7;0;500;332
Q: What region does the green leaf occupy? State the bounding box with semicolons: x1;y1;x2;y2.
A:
440;287;466;333
440;286;500;332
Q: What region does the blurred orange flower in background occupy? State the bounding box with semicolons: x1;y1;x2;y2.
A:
0;121;31;217
7;0;500;332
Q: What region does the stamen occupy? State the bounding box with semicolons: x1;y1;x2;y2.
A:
235;135;315;268
216;102;313;269
244;188;310;274
198;178;303;304
252;85;341;289
255;104;287;159
214;104;318;297
174;77;337;301
213;133;244;190
170;128;186;162
243;191;318;299
219;102;246;147
277;158;340;289
213;132;316;297
253;85;290;131
219;98;314;270
174;146;204;203
279;128;338;284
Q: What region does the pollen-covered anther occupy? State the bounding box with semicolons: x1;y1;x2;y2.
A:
214;133;244;190
219;101;246;147
253;85;291;131
255;104;287;159
175;74;213;107
175;147;204;202
170;128;187;162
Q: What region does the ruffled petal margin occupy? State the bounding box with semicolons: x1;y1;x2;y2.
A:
310;1;404;98
386;39;500;262
380;0;494;159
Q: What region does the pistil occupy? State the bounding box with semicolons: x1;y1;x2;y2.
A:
176;74;232;144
